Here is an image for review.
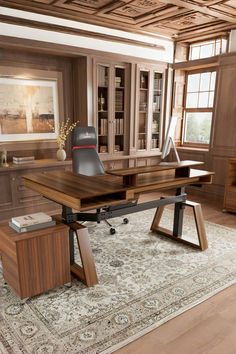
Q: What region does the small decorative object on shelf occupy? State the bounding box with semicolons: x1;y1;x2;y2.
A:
141;74;145;88
100;145;108;153
0;149;9;167
99;93;105;111
48;118;79;161
56;148;67;161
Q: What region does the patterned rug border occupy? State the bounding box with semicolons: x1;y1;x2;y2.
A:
101;280;236;354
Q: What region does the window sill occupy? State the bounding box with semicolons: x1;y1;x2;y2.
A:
177;146;209;152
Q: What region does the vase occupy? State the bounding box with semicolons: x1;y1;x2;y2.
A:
56;148;66;161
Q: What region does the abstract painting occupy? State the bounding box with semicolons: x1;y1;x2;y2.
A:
0;78;59;141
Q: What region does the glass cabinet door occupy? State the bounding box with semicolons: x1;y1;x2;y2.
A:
97;64;109;154
138;70;149;150
114;66;125;153
152;72;163;149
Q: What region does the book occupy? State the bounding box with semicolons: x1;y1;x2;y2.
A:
13;160;35;164
9;220;56;233
13;156;35;162
11;212;52;228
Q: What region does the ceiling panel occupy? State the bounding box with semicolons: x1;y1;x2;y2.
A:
0;0;235;41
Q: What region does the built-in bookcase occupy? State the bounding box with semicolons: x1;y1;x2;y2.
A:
96;62;128;156
136;65;164;153
97;64;109;153
152;72;163;149
138;70;149;150
115;66;125;152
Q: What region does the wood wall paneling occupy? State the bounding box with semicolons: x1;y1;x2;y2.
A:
0;159;72;222
212;64;236;152
0;173;13;209
0;49;74;159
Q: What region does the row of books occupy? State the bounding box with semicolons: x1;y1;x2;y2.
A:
13;156;35;164
154;78;162;91
98;66;108;86
9;212;55;233
115;90;124;111
153;95;161;111
151;138;159;149
115;76;122;87
138;139;146;150
115;118;124;135
99;118;108;135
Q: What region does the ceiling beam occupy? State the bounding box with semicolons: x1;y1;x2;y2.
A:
145;0;236;23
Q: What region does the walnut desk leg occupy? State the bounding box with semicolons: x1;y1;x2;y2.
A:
69;222;98;287
151;197;208;251
54;215;98;287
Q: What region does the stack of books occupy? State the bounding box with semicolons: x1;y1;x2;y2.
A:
9;212;56;233
115;76;122;87
13;156;35;165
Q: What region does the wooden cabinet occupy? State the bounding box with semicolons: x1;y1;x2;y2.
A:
135;65;165;154
0;159;72;221
0;220;70;299
223;158;236;213
95;60;129;156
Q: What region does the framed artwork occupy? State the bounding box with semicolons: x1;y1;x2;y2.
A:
0;77;59;142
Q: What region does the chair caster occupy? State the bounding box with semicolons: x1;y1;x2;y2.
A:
123;218;129;224
110;228;116;235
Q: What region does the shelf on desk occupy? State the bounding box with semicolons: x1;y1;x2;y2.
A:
80;192;131;211
124;169;214;193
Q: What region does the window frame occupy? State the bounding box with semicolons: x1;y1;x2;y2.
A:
182;67;217;148
188;37;228;61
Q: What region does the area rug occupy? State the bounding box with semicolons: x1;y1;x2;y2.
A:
0;209;236;354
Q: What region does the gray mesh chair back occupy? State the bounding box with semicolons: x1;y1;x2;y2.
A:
72;126;105;176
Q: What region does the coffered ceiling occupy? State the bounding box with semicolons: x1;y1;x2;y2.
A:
0;0;236;42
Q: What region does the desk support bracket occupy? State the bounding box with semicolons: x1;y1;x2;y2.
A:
63;194;187;223
151;193;208;251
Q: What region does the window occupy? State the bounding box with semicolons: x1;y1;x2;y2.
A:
189;38;227;60
183;69;216;146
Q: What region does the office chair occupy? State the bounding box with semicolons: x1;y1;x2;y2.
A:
72;126;130;234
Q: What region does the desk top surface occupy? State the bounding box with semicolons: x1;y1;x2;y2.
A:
24;170;130;199
106;160;203;176
23;161;214;211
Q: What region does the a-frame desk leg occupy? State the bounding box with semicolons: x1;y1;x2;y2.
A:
69;222;98;287
151;196;208;251
54;214;98;287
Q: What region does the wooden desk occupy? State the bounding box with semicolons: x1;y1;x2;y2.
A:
22;161;214;287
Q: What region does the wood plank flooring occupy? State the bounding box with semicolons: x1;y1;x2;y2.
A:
114;191;236;354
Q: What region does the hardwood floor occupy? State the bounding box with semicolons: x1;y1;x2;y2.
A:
114;191;236;354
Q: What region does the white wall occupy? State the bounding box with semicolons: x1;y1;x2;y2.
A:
229;29;236;52
0;7;174;63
